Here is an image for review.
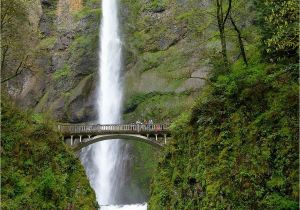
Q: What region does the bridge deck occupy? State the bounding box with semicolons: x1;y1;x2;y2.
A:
58;123;170;135
59;123;170;149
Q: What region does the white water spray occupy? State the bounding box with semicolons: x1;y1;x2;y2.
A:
81;0;146;209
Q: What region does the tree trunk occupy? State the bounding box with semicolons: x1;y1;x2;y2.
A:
230;15;248;65
216;0;232;70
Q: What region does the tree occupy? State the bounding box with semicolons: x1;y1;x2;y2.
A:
1;0;33;83
229;13;248;65
255;0;299;63
215;0;232;69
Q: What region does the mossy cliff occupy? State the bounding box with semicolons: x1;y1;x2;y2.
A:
3;0;101;123
1;98;98;209
2;0;298;208
3;0;215;123
120;0;213;122
148;63;298;209
2;0;220;202
148;0;299;209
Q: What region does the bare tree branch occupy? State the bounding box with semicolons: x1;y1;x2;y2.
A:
1;55;29;83
229;14;248;65
223;0;232;25
1;45;9;70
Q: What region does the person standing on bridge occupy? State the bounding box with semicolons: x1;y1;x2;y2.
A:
155;124;161;132
149;119;153;130
143;119;147;130
136;120;142;132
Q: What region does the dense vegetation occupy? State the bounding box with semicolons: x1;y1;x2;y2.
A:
1;0;298;208
1;99;98;209
148;0;299;209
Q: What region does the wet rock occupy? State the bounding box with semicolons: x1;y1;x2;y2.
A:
50;96;67;121
137;71;170;93
54;32;75;50
51;52;67;71
152;7;165;13
41;0;51;6
175;78;205;93
36;52;53;74
39;15;52;36
175;66;210;93
66;74;97;122
191;66;210;78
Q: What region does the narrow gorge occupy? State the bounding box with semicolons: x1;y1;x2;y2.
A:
1;0;299;209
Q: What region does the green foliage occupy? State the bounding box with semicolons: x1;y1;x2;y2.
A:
149;61;299;209
255;0;299;63
74;5;101;20
32;113;44;124
53;64;71;80
130;141;161;199
69;34;99;65
124;92;192;123
38;37;57;50
148;1;299;209
124;92;161;114
176;7;213;36
1;0;38;81
139;52;163;72
1;99;98;209
144;0;167;12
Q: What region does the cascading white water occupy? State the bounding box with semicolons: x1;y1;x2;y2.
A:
81;0;146;209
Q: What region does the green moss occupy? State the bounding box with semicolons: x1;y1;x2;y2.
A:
32;113;44;124
38;37;56;50
53;64;71;80
74;7;101;20
130;141;161;199
69;34;98;63
1;99;98;209
138;51;164;72
35;92;50;112
124;92;193;123
144;0;167;12
149;62;299;209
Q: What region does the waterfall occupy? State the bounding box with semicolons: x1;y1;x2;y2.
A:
81;0;146;209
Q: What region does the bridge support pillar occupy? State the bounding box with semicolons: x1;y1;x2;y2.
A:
164;134;167;144
70;135;73;146
88;135;91;140
79;135;82;143
146;134;149;138
155;134;158;141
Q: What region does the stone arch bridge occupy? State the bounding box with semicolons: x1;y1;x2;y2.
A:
58;123;171;150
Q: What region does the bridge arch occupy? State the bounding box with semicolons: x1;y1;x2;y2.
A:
72;134;163;151
59;123;170;150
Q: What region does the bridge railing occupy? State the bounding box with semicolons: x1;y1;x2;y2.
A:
58;123;170;135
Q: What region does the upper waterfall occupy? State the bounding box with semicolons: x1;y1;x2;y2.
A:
97;0;122;125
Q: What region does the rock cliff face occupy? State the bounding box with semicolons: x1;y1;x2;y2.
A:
7;0;100;122
7;0;214;123
120;0;213;122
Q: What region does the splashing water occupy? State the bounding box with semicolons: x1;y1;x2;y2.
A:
101;204;147;210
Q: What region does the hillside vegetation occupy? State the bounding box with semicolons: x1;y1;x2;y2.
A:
1;0;298;208
1;98;98;209
148;0;299;209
